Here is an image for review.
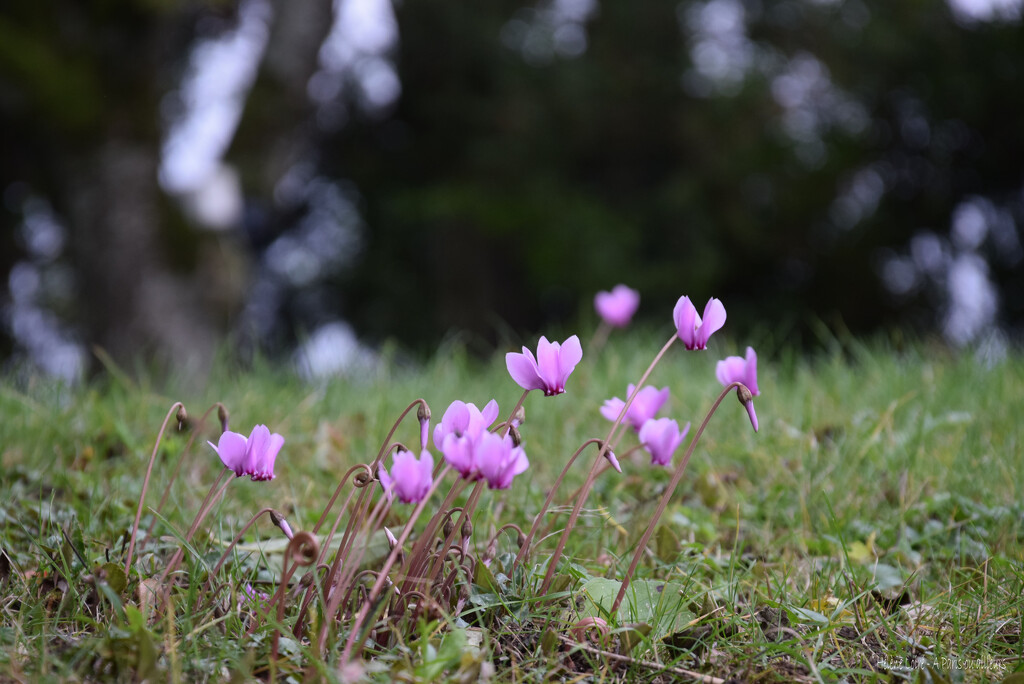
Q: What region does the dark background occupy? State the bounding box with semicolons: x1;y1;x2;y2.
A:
3;0;1023;380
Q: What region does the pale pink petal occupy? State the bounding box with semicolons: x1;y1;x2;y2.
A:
695;298;726;348
210;430;248;476
511;448;529;476
673;296;699;348
716;356;747;386
506;348;544;391
556;335;583;388
745;347;759;396
480;399;500;427
600;397;626;423
535;336;561;391
378;464;394;501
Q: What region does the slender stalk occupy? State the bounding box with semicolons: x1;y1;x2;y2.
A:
373;399;429;467
125;402;185;574
159;470;232;587
502;389;531;438
610;382;744;615
316;481;396;654
269;532;318;661
538;334;677;594
339;465;453;665
398;476;469;595
152;402;228;525
513;438;603;567
589;320;612;359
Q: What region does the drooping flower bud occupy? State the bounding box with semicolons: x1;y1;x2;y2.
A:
417;403;431;451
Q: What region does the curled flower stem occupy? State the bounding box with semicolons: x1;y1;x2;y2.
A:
318;483;395;645
125;401;185;575
539;334;677;594
513;438;603;568
268;532;318;661
339;465;453;666
399;476;469;596
610;382;744;615
312;464;374;557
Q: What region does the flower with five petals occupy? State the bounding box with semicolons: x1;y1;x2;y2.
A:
600;384;670;431
475;432;529;490
506;335;583;396
638;417;690;467
209;424;284;481
379;449;433;504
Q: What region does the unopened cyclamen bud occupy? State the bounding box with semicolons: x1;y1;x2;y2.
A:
417;403;431;451
735;384;759;433
510;425;523;447
176;405;188;431
512;405;526;428
218;404;230;432
384;526;398;550
461;519;473;541
443;518;455;539
604;449;622;473
269;510;294;540
517;531;527;548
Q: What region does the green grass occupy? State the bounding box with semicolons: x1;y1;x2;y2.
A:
1;329;1022;682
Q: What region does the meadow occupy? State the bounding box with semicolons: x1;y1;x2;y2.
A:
1;326;1022;682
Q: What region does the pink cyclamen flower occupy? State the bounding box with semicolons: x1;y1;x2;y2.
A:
506;335;583;396
600;384;670;431
475;432;529;490
242;583;270;610
638;417;690;467
716;346;760;432
595;284;640;328
432;399;499;447
433;399;499;479
209;424;284;481
673;296;726;350
379;449;433;504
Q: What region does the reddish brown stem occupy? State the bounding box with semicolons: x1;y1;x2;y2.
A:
610;382;746;615
125;401;185;575
538;334;677;594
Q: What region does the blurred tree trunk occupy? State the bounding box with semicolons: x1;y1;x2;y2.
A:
66;134;217;375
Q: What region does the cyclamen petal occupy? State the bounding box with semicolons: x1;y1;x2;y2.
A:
476;432;529;490
383;450;433;504
556;336;583;388
638;417;690;467
600;384;670;431
441;433;477;479
209;425;284;481
673;296;726;350
506;347;546;392
695;298;727;349
209;430;249;476
715;346;759;397
594;284;640;328
246;424;284;481
506;335;582;396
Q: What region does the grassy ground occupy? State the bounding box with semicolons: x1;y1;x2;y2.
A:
1;328;1022;682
